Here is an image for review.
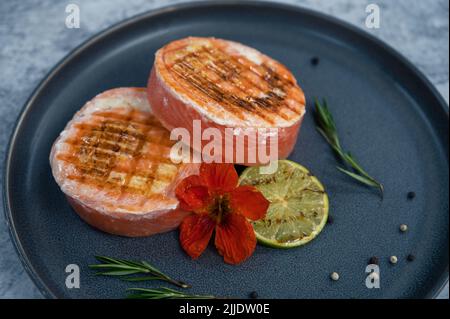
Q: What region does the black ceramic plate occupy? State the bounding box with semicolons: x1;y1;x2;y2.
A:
4;1;449;299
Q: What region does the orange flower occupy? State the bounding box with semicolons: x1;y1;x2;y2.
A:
175;163;269;265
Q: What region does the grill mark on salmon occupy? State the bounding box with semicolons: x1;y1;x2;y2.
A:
166;44;303;124
50;87;199;237
200;46;295;97
71;124;174;148
56;108;178;197
197;48;292;121
92;110;165;127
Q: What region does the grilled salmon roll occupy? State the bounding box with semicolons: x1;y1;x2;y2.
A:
147;37;306;165
50;88;198;237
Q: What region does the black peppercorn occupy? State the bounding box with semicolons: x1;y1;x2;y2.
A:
368;256;379;265
311;57;320;66
407;192;416;200
407;254;416;262
249;291;258;299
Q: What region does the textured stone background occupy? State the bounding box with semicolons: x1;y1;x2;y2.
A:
0;0;448;299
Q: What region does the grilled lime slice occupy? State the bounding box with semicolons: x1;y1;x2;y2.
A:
239;160;329;248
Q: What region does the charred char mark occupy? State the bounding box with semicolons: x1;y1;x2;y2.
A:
57;110;173;197
169;44;302;124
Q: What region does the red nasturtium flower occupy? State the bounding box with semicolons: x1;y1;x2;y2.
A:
175;163;270;265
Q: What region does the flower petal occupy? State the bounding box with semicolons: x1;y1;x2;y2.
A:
214;213;257;265
180;214;215;259
176;175;210;212
230;185;269;220
200;163;238;192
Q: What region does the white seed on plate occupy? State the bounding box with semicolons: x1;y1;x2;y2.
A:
400;224;408;232
330;272;340;281
390;256;398;264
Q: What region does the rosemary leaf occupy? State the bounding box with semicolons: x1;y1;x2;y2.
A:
337;167;380;188
89;264;139;270
315;98;384;197
95;270;143;276
90;256;190;289
126;287;216;300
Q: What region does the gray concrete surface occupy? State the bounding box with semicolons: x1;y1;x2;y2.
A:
0;0;448;299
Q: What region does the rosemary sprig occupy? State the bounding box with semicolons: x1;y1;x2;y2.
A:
126;287;216;300
89;256;190;289
314;98;384;197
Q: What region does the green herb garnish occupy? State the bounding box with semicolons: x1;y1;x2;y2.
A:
126;287;216;299
89;256;190;289
314;98;384;197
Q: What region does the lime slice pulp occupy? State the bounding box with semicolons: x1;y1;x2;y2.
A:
239;160;329;248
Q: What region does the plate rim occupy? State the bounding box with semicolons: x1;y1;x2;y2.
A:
3;0;448;299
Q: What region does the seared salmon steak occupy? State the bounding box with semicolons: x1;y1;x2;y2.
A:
50;88;198;237
147;37;306;165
